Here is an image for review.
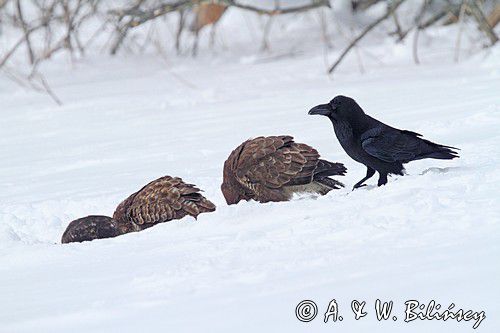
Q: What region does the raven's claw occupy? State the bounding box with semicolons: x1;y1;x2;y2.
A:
352;184;367;191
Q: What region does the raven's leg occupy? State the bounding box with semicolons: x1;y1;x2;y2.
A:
353;167;375;190
377;173;388;186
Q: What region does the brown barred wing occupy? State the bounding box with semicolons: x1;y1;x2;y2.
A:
236;136;321;189
116;176;215;228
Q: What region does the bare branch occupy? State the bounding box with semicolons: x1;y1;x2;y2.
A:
217;0;330;16
0;22;47;68
1;67;62;105
468;0;498;45
391;11;407;41
15;0;35;64
413;0;429;65
486;3;500;28
351;0;382;12
34;72;63;106
327;0;406;75
454;0;467;62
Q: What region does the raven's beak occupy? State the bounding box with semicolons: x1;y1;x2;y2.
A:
308;103;333;116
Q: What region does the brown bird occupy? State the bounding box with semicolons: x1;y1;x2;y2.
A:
113;175;216;231
61;215;135;244
61;176;216;244
221;135;347;204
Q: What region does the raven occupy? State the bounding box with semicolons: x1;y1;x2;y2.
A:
309;95;459;189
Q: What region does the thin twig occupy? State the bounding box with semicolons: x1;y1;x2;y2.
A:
35;72;63;105
327;0;406;74
175;9;185;54
109;0;147;55
413;0;429;65
391;11;406;41
468;0;498;45
317;7;332;49
261;15;274;51
16;0;35;64
455;0;467;62
218;0;330;16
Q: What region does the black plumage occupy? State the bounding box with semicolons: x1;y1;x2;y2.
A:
309;95;459;189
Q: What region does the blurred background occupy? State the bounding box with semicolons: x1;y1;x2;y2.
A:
0;0;498;103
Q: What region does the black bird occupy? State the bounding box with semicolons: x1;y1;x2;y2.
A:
309;95;459;189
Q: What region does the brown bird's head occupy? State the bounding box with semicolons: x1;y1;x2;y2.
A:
113;195;132;223
221;161;249;205
220;181;240;205
221;145;253;205
309;95;365;123
112;194;140;233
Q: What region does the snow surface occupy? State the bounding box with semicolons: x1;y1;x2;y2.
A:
1;5;500;332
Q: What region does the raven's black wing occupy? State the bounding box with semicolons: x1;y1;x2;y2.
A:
361;127;422;163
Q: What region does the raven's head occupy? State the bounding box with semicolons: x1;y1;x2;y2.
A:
308;95;364;122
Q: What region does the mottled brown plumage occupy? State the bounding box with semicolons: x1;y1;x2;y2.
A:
113;176;216;230
221;135;347;204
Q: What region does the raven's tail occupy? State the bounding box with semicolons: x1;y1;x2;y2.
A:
314;160;347;177
312;160;346;190
315;176;344;190
420;140;459;160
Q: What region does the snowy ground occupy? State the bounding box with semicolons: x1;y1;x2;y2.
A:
1;6;500;332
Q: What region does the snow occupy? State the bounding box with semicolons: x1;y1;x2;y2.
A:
1;5;500;333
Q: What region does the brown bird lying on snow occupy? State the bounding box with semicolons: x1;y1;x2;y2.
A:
221;135;347;204
113;175;216;231
61;176;216;244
